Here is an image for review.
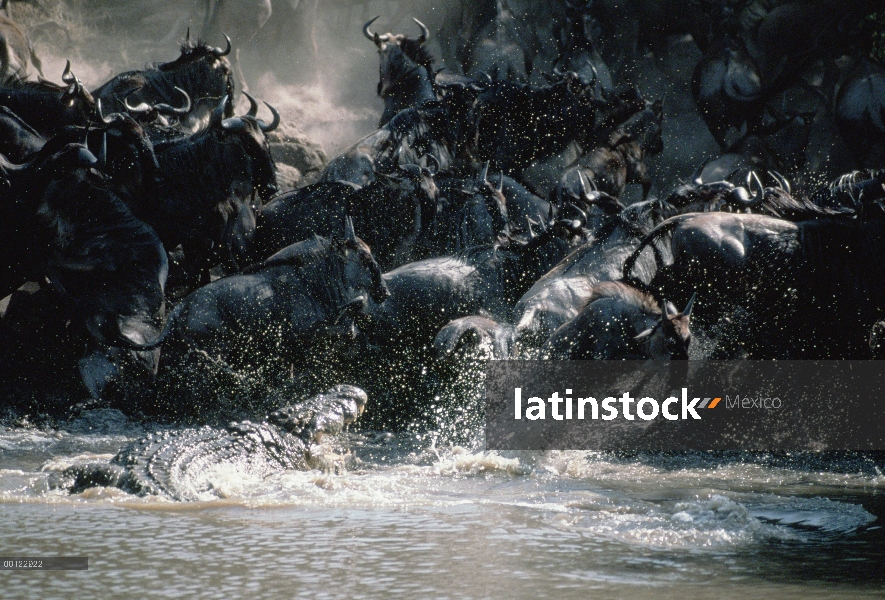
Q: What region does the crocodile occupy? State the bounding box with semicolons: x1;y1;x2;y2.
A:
50;385;367;501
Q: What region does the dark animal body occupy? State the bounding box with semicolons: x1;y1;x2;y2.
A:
162;232;389;374
363;17;437;127
624;210;885;358
558;98;664;199
0;141;168;350
514;198;675;346
473;79;645;178
255;165;437;270
93;37;234;133
146;96;279;283
51;385;367;501
0;63;95;138
542;281;693;360
367;231;569;352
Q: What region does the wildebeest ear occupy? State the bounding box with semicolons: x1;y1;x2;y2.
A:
344;216;356;241
682;293;696;318
634;328;654;340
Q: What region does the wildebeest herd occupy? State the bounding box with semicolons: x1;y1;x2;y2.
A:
0;0;884;436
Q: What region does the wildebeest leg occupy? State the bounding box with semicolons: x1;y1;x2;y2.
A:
77;345;121;399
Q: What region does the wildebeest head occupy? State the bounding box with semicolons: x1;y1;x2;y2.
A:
634;293;695;360
363;16;435;126
155;34;235;125
91;102;162;202
207;94;280;201
625;98;664;156
335;217;390;305
364;16;432;92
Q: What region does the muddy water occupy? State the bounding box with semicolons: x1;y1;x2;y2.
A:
1;414;884;599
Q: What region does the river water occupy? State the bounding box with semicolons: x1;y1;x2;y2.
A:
1;406;884;599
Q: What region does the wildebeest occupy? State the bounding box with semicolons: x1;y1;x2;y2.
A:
162;223;389;374
622;207;885;358
433;315;517;361
0;61;95;137
363;16;437;127
0;104;41;161
557;98;664;199
92;33;234;133
472;77;645;179
691;34;764;150
834;58;885;169
321;80;484;186
513;192;676;347
423;166;509;259
543;281;694;359
147;95;279;285
255;163;438;269
812;169;885;215
436;0;538;82
551;0;613;94
0;0;43;79
366;226;571;353
461;0;537;82
0;140;168;351
698;110;816;182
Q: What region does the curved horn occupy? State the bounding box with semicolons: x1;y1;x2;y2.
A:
344;216;356;240
210;95;228;129
413;18;429;44
768;170;791;195
123;95;155;115
61;59;74;84
497;171;504;193
243;91;259;117
363;16;381;43
96;99;113;124
691;158;710;186
747;171;765;201
525;216;536;238
578;170;590;198
215;33;232;56
568;203;588;221
481;161;490;183
258;101;280;132
153;87;192;116
682;292;696;318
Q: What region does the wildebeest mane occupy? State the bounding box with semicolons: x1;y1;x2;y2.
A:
397;38;434;73
757;188;853;221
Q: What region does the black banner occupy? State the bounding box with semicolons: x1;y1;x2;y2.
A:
485;361;885;450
